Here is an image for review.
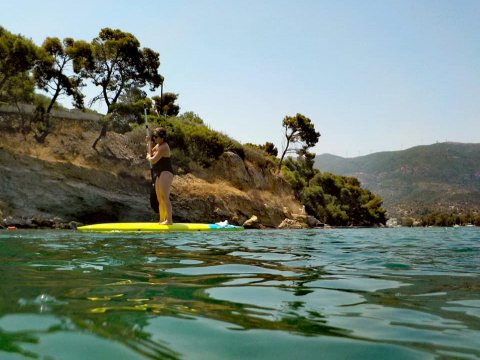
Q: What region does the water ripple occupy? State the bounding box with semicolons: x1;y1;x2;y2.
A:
0;227;479;359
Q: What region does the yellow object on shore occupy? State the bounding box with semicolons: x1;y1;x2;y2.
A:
77;222;244;232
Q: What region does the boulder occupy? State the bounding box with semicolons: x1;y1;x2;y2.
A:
306;215;324;227
278;218;308;229
210;152;250;189
243;215;263;229
282;207;292;218
291;214;324;227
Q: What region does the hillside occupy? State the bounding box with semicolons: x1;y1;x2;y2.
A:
315;143;480;217
0;111;303;228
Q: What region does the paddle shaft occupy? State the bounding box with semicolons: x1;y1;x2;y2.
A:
144;104;152;168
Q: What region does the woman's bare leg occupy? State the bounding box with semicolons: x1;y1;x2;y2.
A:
155;181;166;222
156;172;173;224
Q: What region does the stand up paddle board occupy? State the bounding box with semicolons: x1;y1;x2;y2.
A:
77;222;244;232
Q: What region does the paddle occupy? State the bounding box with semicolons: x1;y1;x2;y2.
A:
144;103;151;158
145;104;159;213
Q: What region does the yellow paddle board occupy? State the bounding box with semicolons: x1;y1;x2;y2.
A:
77;222;244;232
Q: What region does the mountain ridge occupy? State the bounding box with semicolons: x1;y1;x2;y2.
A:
315;142;480;217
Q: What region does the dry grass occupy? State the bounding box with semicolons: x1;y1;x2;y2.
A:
173;174;248;199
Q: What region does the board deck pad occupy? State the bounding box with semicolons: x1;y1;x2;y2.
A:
77;222;244;232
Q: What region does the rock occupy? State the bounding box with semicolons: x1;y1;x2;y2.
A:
277;218;308;229
243;215;263;229
244;162;268;189
213;206;230;219
283;207;292;218
292;213;308;223
306;215;324;227
69;221;83;230
31;217;53;228
210;152;250;189
291;213;323;228
5;216;35;228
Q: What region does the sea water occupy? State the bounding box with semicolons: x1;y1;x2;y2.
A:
0;227;479;359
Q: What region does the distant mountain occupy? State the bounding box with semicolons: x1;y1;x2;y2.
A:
315;142;480;217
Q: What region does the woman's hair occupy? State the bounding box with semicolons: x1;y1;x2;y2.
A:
152;127;167;140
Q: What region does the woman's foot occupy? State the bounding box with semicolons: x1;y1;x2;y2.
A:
159;220;173;225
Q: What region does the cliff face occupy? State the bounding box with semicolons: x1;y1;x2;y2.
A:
0;115;301;228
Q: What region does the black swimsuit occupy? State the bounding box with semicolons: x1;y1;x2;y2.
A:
149;157;173;213
151;157;174;178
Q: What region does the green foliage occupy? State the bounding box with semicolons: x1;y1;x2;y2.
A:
259;142;278;157
0;26;38;84
30;104;51;143
110;102;144;120
108;112;132;134
109;87;151;131
0;72;35;105
325;202;349;226
0;26;38;103
282;152;317;197
119;85;147;104
243;144;278;169
181;111;204;125
140;113;246;168
34;37;86;113
79;28;163;111
104;102;150;134
168;148;189;173
283;152;386;226
309;172;386;226
152;92;180;117
183;125;227;167
418;210;480;227
225;140;245;160
301;185;327;220
279;113;320;168
282;157;308;198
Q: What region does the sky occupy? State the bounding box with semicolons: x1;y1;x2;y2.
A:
2;0;480;157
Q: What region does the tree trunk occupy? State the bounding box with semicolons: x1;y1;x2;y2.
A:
92;124;107;150
278;138;291;169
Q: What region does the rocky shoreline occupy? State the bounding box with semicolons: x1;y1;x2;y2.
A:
0;215;80;230
0;213;325;230
0;113;326;230
0;200;325;230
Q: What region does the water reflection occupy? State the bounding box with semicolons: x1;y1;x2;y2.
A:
0;228;479;359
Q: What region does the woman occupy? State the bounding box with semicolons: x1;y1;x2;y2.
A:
146;127;174;224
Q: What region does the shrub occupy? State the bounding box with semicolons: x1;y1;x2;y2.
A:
170;148;190;173
124;110;281;173
283;156;387;226
244;144;278;169
179;111;204;124
158;116;244;168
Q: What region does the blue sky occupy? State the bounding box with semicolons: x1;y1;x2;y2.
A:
2;0;480;157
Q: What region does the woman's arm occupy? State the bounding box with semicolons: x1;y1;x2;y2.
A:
147;143;170;165
145;137;156;159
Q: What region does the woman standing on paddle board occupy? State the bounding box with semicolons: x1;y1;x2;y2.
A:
146;127;174;224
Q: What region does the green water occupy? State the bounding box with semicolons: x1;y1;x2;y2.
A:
0;228;479;359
